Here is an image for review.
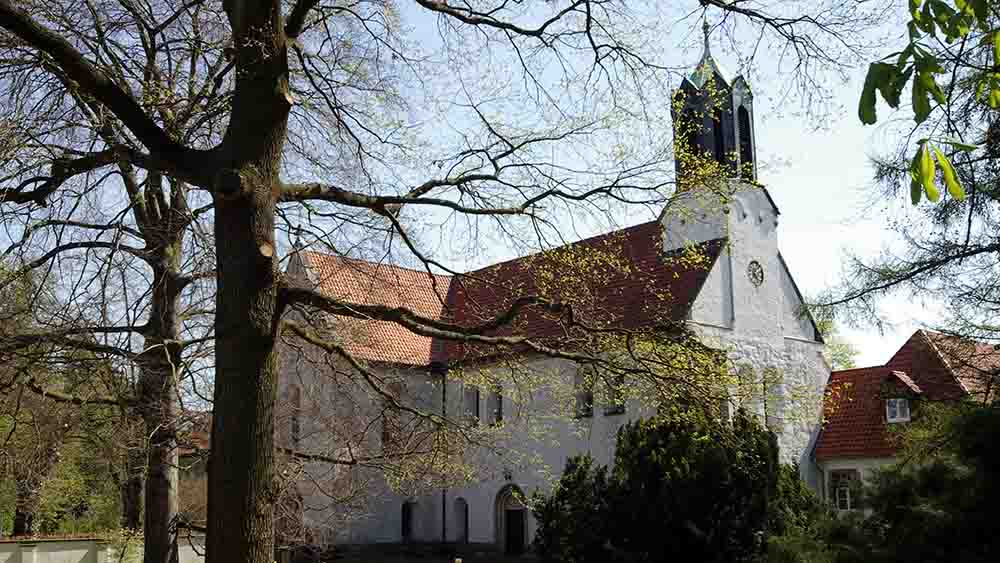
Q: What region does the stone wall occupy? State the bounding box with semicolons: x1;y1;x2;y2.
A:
0;536;205;563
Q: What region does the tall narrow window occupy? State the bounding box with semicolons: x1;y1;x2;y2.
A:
574;368;594;418
738;106;754;179
831;470;859;511
488;386;503;425
463;385;480;424
712;108;725;165
402;501;414;541
604;374;626;416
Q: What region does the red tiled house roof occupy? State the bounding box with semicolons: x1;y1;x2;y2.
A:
294;221;726;366
815;329;1000;461
446;222;726;362
922;331;1000;402
814;368;916;461
299;252;452;365
884;330;968;401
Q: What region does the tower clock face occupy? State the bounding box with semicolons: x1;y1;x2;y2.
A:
747;260;764;287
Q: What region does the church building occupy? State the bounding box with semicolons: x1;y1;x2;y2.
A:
278;29;829;553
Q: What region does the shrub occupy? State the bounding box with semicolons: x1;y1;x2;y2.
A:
534;410;781;563
531;455;610;563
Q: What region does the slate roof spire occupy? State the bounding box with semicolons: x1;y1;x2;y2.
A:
689;17;730;89
672;17;757;183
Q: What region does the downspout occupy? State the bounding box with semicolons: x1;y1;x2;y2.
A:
440;363;448;547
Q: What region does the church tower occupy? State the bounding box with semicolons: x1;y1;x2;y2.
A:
672;21;757;183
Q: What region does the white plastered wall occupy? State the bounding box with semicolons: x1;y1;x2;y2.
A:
665;181;829;488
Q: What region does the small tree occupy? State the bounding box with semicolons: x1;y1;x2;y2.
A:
534;411;779;563
532;455;611;563
856;404;1000;563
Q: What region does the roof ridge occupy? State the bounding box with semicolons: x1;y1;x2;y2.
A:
917;329;971;395
302;250;453;280
831;365;892;374
461;220;664;275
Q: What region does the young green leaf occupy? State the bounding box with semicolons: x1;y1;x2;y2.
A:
910;151;924;204
920;144;940;201
994;32;1000;67
990;86;1000;109
940;138;979;152
859;64;880;124
933;146;966;200
911;176;924;204
913;79;932;122
873;62;903;107
919;71;947;104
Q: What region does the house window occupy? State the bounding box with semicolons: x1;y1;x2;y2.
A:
402;501;415;541
886;398;910;423
712;108;726;165
574;369;594;418
738;105;754;179
831;469;859;511
487;386;503;425
718;396;731;424
463;386;480;424
682;109;700;156
604;374;626;416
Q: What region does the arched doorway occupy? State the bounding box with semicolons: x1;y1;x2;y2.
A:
495;485;527;554
453;497;469;543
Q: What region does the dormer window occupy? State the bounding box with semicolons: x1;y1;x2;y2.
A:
886;398;910;423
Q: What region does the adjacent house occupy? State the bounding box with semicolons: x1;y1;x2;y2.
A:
813;329;1000;511
276;33;830;552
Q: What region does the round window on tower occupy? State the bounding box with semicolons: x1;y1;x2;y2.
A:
747;260;764;287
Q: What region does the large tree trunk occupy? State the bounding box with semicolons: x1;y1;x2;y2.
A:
207;190;280;563
200;3;294;562
206;4;290;561
121;445;145;530
140;357;180;563
137;201;185;563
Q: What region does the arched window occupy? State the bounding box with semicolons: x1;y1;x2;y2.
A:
712;108;725;164
402;501;415;541
678;109;699;157
454;497;469;543
738;106;754;179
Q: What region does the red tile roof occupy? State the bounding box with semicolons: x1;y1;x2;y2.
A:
923;331;1000;402
295;221;726;365
815;329;1000;461
300;252;452;365
815;367;905;461
447;223;725;361
884;330;968;401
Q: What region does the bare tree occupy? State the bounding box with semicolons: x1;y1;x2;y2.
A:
0;1;886;561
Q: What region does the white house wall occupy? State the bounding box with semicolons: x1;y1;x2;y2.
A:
689;247;734;329
778;256;815;341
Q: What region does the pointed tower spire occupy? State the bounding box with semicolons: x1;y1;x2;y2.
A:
702;17;711;56
690;18;729;89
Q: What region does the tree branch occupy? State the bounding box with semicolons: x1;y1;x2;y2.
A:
0;1;196;166
284;0;320;39
0;150;117;206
